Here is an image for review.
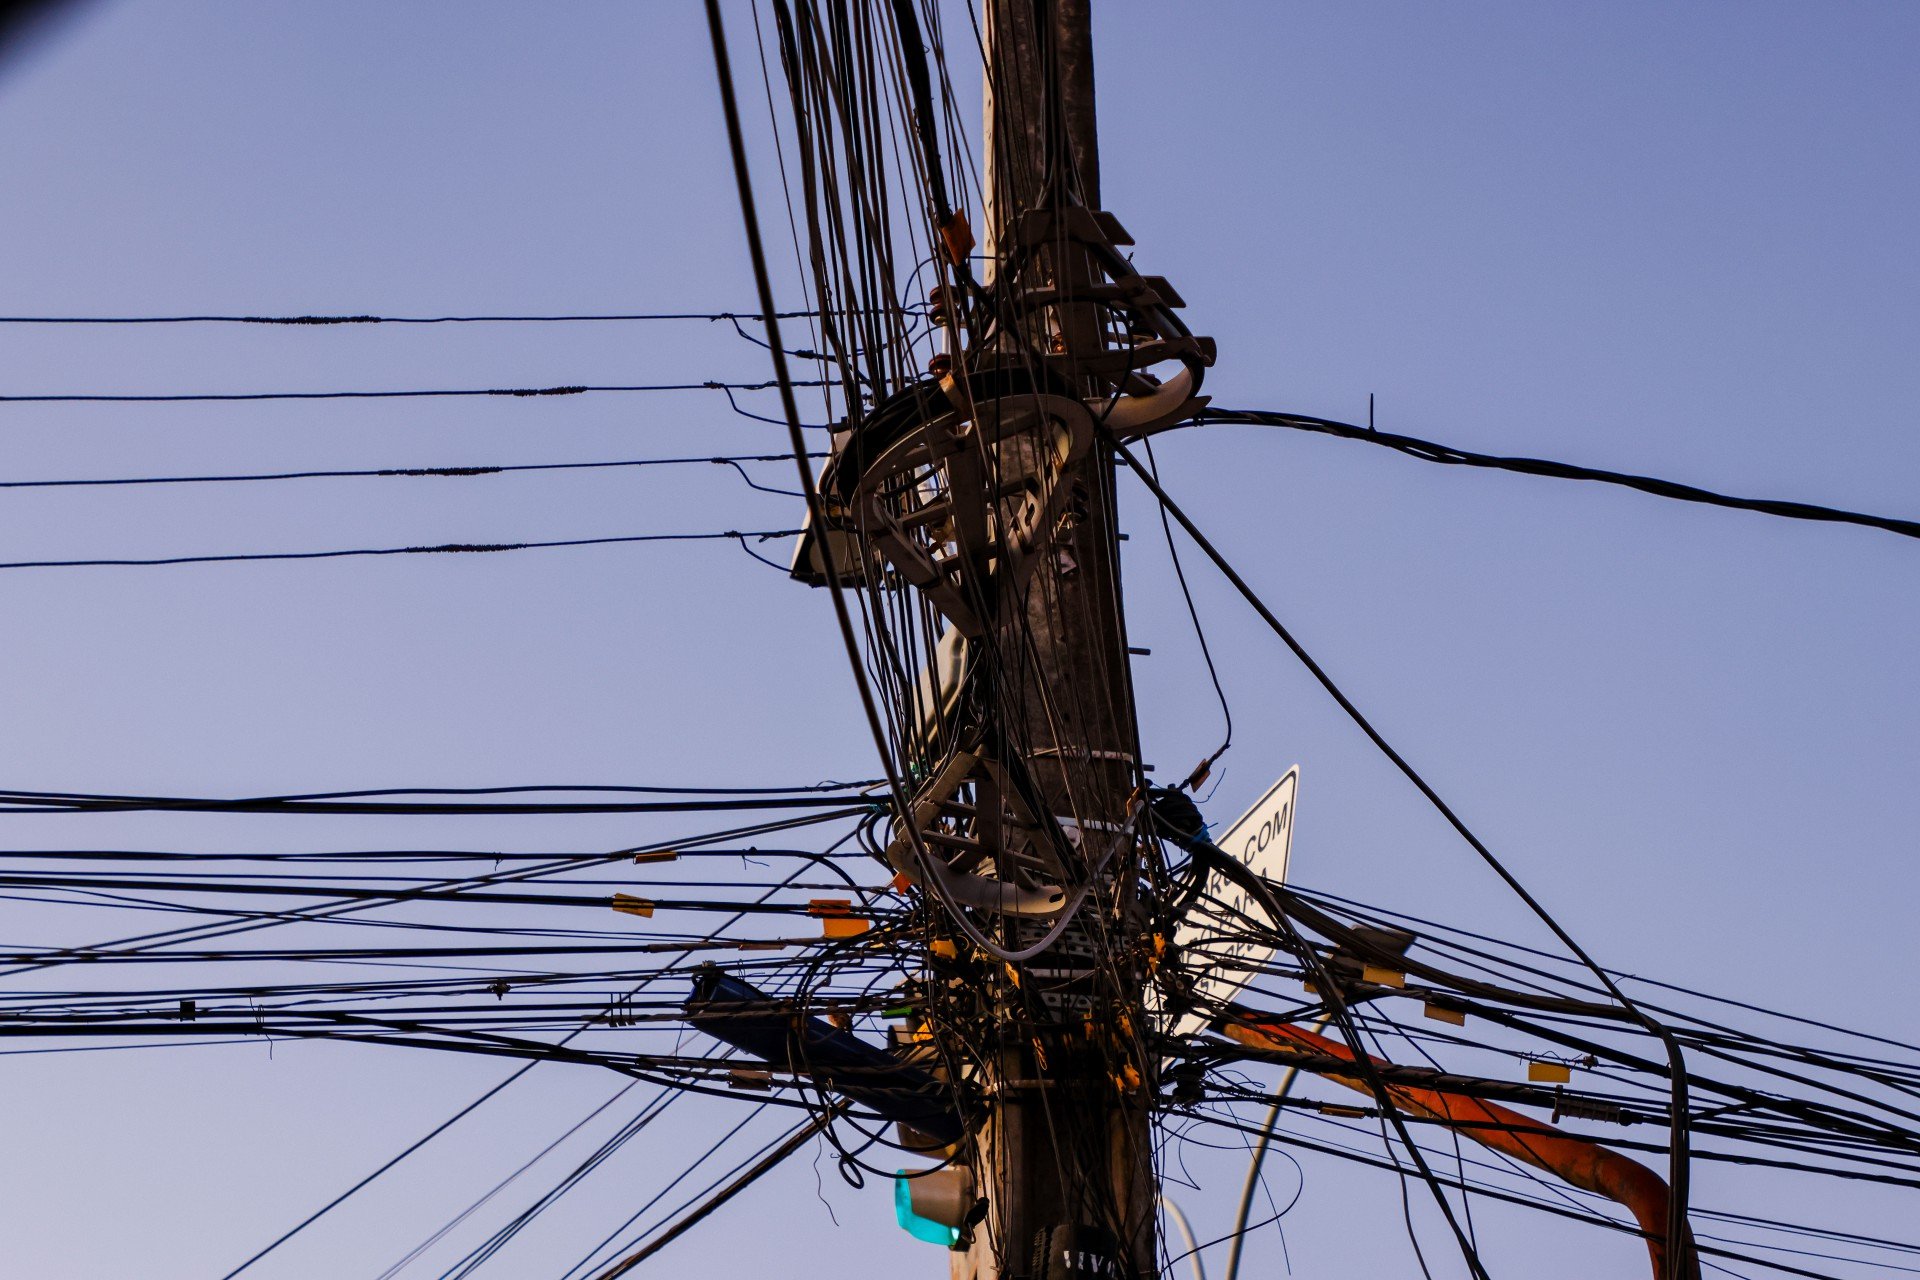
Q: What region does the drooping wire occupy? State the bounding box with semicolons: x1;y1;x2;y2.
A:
0;452;825;492
0;310;849;325
1196;407;1920;545
1141;436;1232;787
0;379;835;404
371;1077;647;1279
1115;438;1696;1278
0;529;799;573
216;1056;550;1278
704;0;940;939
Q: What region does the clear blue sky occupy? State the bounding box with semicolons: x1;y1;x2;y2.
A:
0;3;1914;1277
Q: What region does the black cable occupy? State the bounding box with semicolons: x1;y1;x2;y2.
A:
0;872;904;915
217;1056;547;1278
1198;407;1920;545
590;1113;832;1279
0;845;867;863
1114;437;1697;1278
1199;851;1491;1280
734;538;794;571
0;310;841;325
217;1010;840;1280
371;1078;646;1279
0;811;858;984
119;779;877;802
1142;437;1232;785
0;379;830;404
0;529;798;573
704;0;939;928
1184;1106;1848;1280
0;452;826;491
435;1087;693;1279
0;789;862;816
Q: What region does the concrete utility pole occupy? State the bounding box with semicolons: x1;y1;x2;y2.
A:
954;2;1158;1277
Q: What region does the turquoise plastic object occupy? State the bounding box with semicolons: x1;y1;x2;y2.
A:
894;1173;961;1246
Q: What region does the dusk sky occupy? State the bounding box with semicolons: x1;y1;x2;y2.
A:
0;4;1914;1277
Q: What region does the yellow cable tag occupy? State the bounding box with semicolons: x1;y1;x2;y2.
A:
1361;965;1406;989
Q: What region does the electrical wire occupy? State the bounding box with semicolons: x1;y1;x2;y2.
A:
0;310;852;325
0;452;826;491
0;380;831;404
587;1112;833;1279
1115;438;1697;1278
0;787;863;816
0;529;800;573
1196;407;1920;545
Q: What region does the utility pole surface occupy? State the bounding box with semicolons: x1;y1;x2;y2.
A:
954;2;1158;1277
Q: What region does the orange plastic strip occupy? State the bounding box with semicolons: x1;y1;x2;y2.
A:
1222;1014;1697;1280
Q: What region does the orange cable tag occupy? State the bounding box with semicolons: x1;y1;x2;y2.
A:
941;210;975;266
